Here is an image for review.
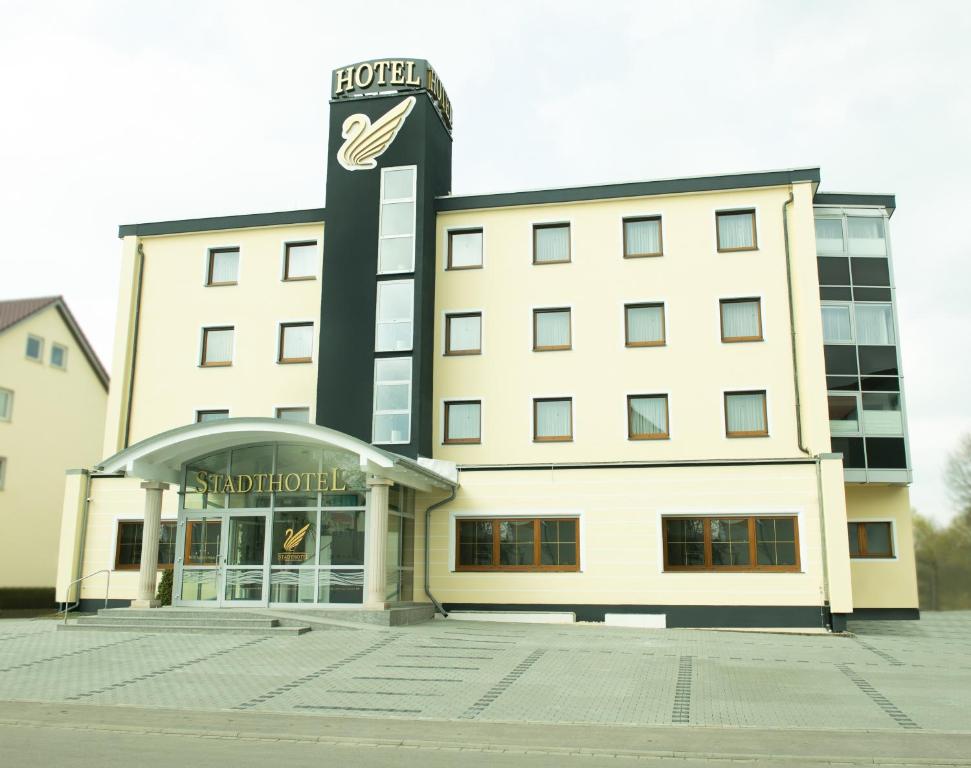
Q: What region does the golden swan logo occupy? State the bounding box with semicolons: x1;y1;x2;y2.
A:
337;96;415;171
283;523;311;552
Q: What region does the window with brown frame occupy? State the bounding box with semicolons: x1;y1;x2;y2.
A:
115;521;177;571
662;516;799;571
533;397;572;442
716;209;758;252
206;247;239;286
278;322;314;364
456;518;579;571
724;390;768;437
720;298;763;342
533;308;571;351
445;312;481;355
283;241;318;281
201;326;234;367
625;303;665;347
444;400;481;444
533;223;570;264
848;521;894;558
447;229;483;270
623;216;663;258
627;394;669;440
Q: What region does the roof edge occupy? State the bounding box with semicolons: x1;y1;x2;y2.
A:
118;208;327;239
813;192;896;216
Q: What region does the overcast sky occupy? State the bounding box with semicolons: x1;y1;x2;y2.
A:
2;1;968;522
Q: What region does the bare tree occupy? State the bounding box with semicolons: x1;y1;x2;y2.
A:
945;434;971;521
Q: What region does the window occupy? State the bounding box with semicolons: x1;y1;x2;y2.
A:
533;398;572;442
50;343;67;369
115;521;178;570
862;393;903;435
279;322;313;363
373;357;411;444
623;216;662;258
196;410;229;423
716;210;757;252
821;305;853;343
284;241;317;281
533;223;570;264
378;166;416;273
663;516;799;571
725;391;768;437
533;308;571;351
847;217;886;256
855;304;895;345
375;280;414;352
201;327;234;367
445;312;481;355
25;334;43;361
814;217;845;254
0;388;11;421
456;518;579;571
0;457;6;490
720;298;763;342
848;521;894;558
276;407;310;423
828;395;859;436
206;247;239;286
448;229;483;269
624;303;665;347
444;400;481;444
628;395;669;440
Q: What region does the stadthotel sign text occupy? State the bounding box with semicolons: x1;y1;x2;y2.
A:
332;58;452;130
194;469;358;494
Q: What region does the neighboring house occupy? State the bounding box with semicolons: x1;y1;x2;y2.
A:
0;296;108;609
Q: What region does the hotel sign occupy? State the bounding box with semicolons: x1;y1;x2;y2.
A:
194;469;357;494
331;58;452;130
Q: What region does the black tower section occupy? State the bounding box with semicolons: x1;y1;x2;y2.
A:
317;88;452;459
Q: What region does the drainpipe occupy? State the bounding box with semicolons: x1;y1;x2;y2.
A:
782;186;811;458
423;485;456;617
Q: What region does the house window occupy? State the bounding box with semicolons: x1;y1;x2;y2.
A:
855;304;895;345
628;395;669;440
196;410;229;423
533;223;570;264
720;298;763;342
625;303;665;347
276;407;310;423
814;217;845;255
848;521;894;558
533;308;571;351
623;216;662;258
201;327;234;367
284;241;317;281
207;247;239;286
0;457;6;490
25;334;43;361
115;521;178;570
663;516;799;571
279;322;313;363
828;395;860;436
373;357;411;444
445;312;481;355
847;217;886;256
456;518;579;571
448;229;483;270
533;398;572;442
50;343;68;369
716;210;757;252
862;393;903;436
445;400;481;444
378;166;416;273
725;391;768;437
821;305;853;343
375;280;414;352
0;388;11;421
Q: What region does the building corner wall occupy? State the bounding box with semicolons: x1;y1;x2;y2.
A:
818;455;853;616
54;470;88;605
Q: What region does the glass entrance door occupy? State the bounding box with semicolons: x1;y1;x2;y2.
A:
223;513;268;605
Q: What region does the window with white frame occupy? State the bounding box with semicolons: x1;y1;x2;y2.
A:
847;216;887;256
373;357;411;444
814;217;845;254
821;304;854;343
51;343;68;369
855;303;895;345
376;281;414;352
0;388;12;421
378;166;416;273
25;335;43;361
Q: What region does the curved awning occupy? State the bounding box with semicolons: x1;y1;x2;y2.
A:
96;417;456;491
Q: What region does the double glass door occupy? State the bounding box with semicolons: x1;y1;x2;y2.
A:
177;512;268;607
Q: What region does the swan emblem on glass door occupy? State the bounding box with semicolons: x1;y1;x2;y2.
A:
337;96;416;171
282;523;311;552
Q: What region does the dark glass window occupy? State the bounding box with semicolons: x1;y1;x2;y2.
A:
848;522;894;558
850;258;891;286
817;257;850;286
858;346;899;376
827;376;860;392
853;287;892;302
820;287;852;301
824;345;858;375
115;521;177;570
665;518;705;567
861;376;900;392
865;438;907;469
663;517;799;571
831;437;866;469
457;518;579;571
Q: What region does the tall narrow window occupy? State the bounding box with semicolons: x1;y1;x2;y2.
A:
447;229;483;269
533;223;570;264
445;312;481;355
725;390;768;437
201;327;234;367
275;407;310;423
848;521;894;558
196;410;229;423
627;395;669;440
821;305;853;343
623;216;662;258
533;308;571;351
855;304;895;345
0;456;5;490
533;398;572;442
373;357;411;444
0;388;12;421
444;401;481;444
716;210;757;252
847;217;886;256
378;166;416;273
50;343;68;369
25;335;43;361
207;247;239;286
279;322;313;363
625;303;665;347
284;241;317;281
375;280;414;352
720;298;763;342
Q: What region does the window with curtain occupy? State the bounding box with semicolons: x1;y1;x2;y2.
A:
207;247;239;286
623;216;662;257
628;395;669;439
814;218;845;254
847;217;886;256
378;166;416;273
279;322;314;363
533;308;571;351
445;401;481;444
821;305;853;343
533;223;570;264
855;304;895;345
284;242;317;280
445;313;481;355
664;516;798;570
624;303;665;346
716;210;757;251
373;357;411;444
534;398;572;441
201;327;234;366
375;280;414;352
725;391;768;437
720;298;762;342
448;229;483;269
848;521;894;558
456;518;579;571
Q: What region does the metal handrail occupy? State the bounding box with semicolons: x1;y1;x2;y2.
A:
61;569;111;624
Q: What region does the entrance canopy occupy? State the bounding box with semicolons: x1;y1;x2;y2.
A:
96;418;456;492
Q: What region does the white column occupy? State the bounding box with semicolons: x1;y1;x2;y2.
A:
131;480;169;608
364;476;393;610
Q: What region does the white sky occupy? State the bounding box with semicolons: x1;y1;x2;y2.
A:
1;1;968;522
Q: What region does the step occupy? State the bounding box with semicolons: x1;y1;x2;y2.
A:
98;609;269;620
79;616;280;628
57;623;309;635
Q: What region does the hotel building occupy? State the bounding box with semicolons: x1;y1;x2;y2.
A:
54;58;917;630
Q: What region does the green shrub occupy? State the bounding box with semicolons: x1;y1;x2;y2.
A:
156;569;173;606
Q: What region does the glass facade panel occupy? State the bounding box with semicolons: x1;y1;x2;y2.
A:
814;218;844;253
847;216;886;255
828;395;860;435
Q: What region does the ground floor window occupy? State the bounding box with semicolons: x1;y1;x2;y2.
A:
456;517;579;571
848;521;894;558
115;520;177;570
662;516;799;571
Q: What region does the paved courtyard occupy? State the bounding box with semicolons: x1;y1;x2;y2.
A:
1;611;969;734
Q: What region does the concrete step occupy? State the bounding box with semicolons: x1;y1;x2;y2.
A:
98;609;269;620
79;616;280;628
57;622;309;635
